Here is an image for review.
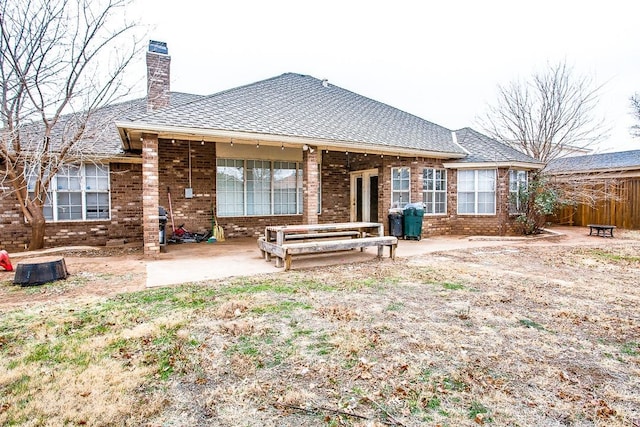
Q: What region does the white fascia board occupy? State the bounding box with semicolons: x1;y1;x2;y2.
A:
115;121;468;160
443;161;545;170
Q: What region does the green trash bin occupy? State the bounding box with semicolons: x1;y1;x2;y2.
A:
403;203;424;240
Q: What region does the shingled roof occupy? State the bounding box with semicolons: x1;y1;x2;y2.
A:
16;92;204;157
545;150;640;173
124;73;466;156
453;128;544;165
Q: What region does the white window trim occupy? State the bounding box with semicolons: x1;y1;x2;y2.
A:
456;169;497;216
509;170;528;215
28;163;111;222
217;158;308;217
391;167;411;208
422;168;447;215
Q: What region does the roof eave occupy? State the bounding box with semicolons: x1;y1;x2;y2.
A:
443;161;544;169
115;121;468;159
545;165;640;175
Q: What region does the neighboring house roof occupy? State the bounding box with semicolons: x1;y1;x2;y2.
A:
120;73;467;156
545;150;640;174
447;127;543;167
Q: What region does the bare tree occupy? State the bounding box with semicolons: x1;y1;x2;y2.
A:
480;61;607;163
0;0;141;250
631;93;640;138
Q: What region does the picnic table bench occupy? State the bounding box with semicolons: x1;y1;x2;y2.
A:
257;222;398;271
587;224;616;237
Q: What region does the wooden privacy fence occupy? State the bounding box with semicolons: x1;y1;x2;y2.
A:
551;177;640;229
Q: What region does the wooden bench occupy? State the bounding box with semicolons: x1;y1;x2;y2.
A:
588;224;616;238
258;231;361;261
258;235;398;271
282;236;398;271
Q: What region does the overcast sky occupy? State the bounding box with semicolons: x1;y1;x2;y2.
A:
127;0;639;152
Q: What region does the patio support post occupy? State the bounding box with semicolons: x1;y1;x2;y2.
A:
302;145;319;225
142;132;160;256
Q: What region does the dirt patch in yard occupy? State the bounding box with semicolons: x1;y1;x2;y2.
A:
0;247;146;309
1;230;639;426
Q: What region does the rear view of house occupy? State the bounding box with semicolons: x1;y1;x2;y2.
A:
0;41;543;254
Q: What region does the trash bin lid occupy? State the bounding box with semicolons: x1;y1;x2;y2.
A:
404;203;424;210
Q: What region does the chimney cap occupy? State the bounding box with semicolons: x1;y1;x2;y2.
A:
149;40;168;55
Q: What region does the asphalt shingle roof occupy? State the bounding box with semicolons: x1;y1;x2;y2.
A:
130;73;465;155
545;150;640;173
36;92;204;156
454;128;543;164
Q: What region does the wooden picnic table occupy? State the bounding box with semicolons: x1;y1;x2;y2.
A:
265;222;384;246
259;222;392;269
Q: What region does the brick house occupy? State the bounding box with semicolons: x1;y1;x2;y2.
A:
0;42;543;255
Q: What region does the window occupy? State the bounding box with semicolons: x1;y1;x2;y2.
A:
247;160;271;215
273;161;299;215
84;164;110;219
216;159;245;216
27;163;110;221
216;159;305;216
391;167;410;208
457;169;496;214
423;168;447;214
509;170;528;214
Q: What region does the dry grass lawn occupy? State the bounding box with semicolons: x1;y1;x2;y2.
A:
1;233;639;426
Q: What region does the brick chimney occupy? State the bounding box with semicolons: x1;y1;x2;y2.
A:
146;40;170;112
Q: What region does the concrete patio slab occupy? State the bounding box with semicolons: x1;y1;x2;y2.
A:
144;227;575;287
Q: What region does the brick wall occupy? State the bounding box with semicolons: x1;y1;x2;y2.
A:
109;163;144;240
0;148;525;253
320;151;356;222
0;184;29;251
0;162;143;252
158;138;216;235
448;167;520;236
